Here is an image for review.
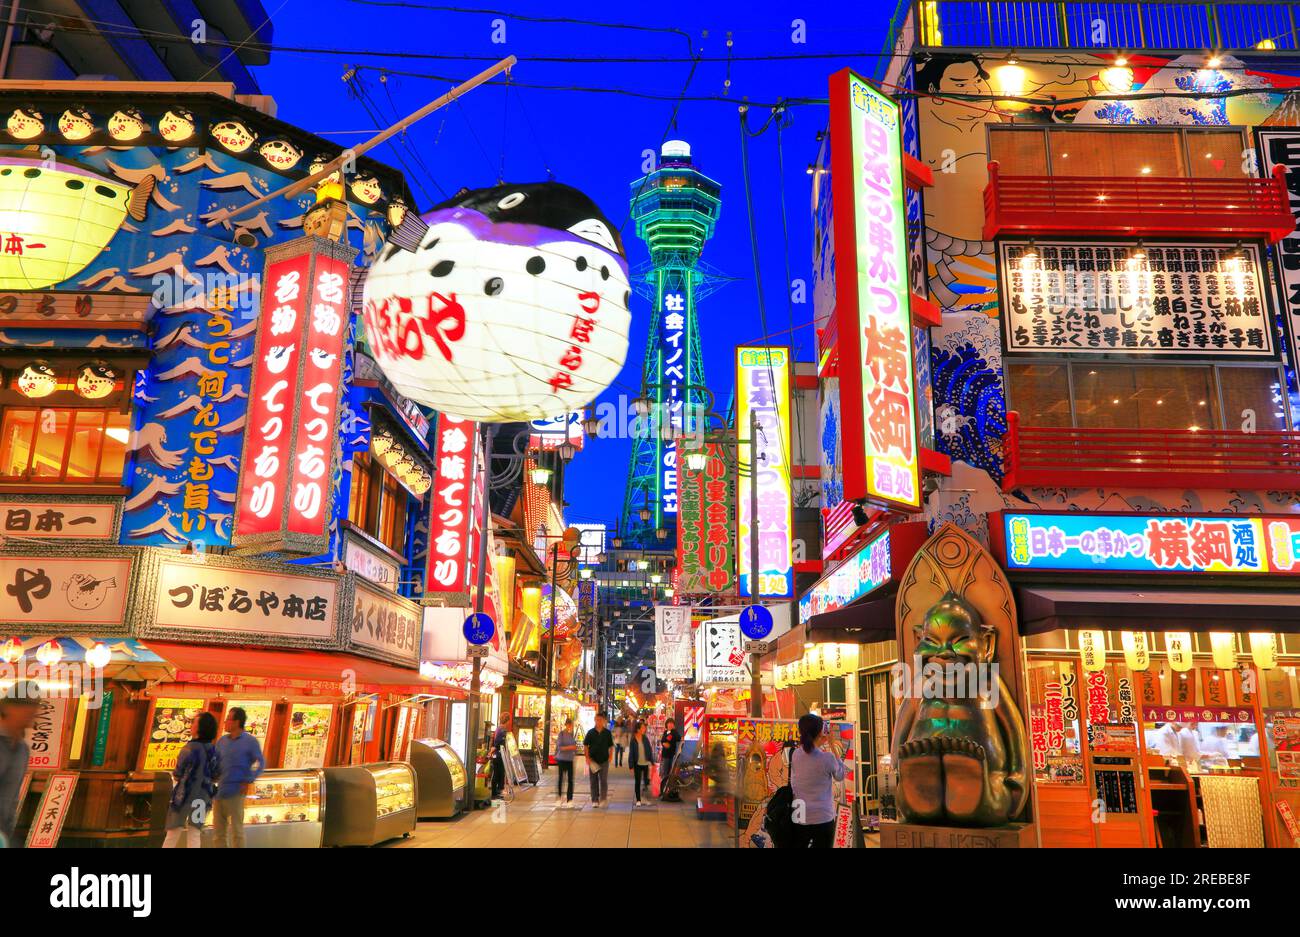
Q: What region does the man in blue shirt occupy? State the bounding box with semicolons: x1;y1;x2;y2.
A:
212;707;264;848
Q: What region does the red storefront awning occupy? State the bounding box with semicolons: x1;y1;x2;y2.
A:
139;641;453;695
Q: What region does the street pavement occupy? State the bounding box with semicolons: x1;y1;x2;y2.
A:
387;759;734;849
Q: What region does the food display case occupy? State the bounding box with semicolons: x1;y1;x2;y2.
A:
322;762;417;846
203;769;325;848
409;739;467;818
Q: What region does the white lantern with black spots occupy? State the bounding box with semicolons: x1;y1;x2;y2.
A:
361;182;631;422
15;360;57;398
76;361;118;399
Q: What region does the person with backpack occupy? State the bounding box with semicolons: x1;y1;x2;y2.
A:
162;711;219;848
784;713;844;848
627;720;656;807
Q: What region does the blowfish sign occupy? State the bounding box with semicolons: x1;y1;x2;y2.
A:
829;68;920;512
736;346;793;598
361;182;631;422
233;239;356;556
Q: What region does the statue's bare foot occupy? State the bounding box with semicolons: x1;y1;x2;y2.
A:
897;739;944;821
942;740;989;822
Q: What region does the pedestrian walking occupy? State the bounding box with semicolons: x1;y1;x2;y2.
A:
582;712;615;808
613;718;628;767
628;720;657;807
211;706;265;848
787;713;844;848
555;717;577;807
163;711;218;848
0;682;41;848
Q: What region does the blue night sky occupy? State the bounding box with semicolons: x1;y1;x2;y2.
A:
253;1;891;527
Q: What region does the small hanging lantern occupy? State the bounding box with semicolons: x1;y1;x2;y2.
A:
1120;631;1149;671
58;107;95;141
158;107;197;143
1248;632;1278;670
1165;631;1194;672
107;107;147;142
1079;629;1107;672
1208;632;1237;670
35;639;63;666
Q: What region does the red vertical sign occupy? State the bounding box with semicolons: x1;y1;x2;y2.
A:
233;239;357;555
424;414;477;595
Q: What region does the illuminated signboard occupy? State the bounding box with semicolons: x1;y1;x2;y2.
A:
528;411;585;452
736;346;793;598
659;290;688;520
997;513;1300;574
1254;131;1300;384
571;522;607;566
798;529;891;624
424;413;478;596
677;442;736;594
829;68;920;512
233;238;357;556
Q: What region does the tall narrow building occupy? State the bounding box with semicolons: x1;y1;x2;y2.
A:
621;140;721;547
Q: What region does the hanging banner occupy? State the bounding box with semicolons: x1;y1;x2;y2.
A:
829;68;921;512
677;442;736;595
1257;130;1300;385
24;697;68;770
696;615;749;685
736;346;793;598
999;240;1272;356
996;512;1300;574
232;237;358;556
25;772;79;848
424;414;478;596
654;605;694;681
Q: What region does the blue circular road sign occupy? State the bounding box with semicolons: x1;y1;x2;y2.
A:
739;604;774;640
463;613;496;645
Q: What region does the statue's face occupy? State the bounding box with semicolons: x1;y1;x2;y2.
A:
915;602;994;665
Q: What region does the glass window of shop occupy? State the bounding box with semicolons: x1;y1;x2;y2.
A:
0;362;131;484
347;451;410;554
1004;361;1290;432
989;126;1249;179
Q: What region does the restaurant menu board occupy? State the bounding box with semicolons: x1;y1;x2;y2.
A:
24;697;67;770
1268;710;1300;788
282;704;333;770
505;732;528;787
351;706;367;763
143;698;206;771
234;700;273;752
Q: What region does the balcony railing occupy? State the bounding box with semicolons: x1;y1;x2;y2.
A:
1002;411;1300;490
902;1;1300;51
984;162;1296;241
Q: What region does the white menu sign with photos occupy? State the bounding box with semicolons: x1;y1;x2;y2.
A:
1000;240;1273;356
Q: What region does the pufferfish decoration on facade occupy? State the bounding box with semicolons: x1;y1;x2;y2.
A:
75;362;118;400
15;361;58;398
361;181;631;423
211;119;257;153
158;107;197;143
6;108;44;140
107;107;147;142
259;138;303;171
58;107;96;141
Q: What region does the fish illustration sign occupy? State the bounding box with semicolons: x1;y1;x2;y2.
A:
361;182;631;422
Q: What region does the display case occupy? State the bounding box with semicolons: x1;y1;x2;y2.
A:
203;769;325;848
322;762;417;846
409;738;467;819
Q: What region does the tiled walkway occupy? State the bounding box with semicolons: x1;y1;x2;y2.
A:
387;760;734;849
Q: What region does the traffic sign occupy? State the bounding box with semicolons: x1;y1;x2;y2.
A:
744;641;771;655
739;604;774;640
463;613;495;645
467;645;489;659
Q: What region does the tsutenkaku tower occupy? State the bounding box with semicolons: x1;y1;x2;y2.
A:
622;140;721;548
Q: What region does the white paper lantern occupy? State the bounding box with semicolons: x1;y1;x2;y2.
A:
361;182;631;422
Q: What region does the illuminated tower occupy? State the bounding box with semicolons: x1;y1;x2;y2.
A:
622;140;723;547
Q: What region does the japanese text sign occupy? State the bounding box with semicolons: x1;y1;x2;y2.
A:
1258;131;1300;384
829;68;920;511
0;555;132;628
424;414;478;596
798;528;891;624
998;512;1300;574
660;290;688;518
676;442;736;595
233;239;357;556
736;346;793;598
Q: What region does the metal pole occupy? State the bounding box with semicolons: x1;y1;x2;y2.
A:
463;423;496;814
748;409;763;719
542;543;558;767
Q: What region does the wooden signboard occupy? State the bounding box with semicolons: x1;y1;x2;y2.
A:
26;772;78;848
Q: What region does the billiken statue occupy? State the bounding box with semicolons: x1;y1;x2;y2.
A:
890;592;1028;827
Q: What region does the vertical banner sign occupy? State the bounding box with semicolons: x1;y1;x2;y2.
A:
233;238;359;555
736;347;793;598
829;68;921;512
655;604;695;680
677;442;737;594
660;289;688;519
424;414;478;596
1257;130;1300;404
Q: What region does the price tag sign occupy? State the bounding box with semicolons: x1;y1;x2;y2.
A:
740;604;774;640
463;613;495;646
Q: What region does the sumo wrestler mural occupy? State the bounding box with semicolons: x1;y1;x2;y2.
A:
0;91;408;552
890;524;1029;828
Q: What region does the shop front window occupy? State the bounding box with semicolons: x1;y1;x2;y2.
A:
1005;361;1289;432
347;451;410;555
989;126;1248;180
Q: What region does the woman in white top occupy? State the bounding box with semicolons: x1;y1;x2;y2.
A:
788;713;845;848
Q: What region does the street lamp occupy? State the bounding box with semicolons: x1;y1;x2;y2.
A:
530;465;553;485
582;412;601;438
684;449;708;472
557;441;578;462
579;566;593;580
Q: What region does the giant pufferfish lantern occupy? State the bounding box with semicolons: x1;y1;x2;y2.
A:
361;182;631;423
